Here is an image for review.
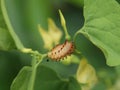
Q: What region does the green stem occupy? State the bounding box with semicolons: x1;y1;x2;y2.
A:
59;10;71;40
1;0;24;50
28;56;37;90
73;30;84;56
28;54;47;90
73;30;80;42
74;49;81;55
63;24;71;40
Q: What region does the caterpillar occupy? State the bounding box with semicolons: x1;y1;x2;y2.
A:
47;40;74;61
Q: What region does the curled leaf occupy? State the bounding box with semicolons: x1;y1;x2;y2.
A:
76;58;98;90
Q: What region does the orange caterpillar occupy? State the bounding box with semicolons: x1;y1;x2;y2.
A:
48;40;74;61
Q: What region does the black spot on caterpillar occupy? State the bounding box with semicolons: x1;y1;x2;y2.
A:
47;40;74;61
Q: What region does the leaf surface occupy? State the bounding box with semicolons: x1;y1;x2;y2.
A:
79;0;120;66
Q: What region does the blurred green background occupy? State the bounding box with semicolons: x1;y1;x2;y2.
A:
0;0;84;89
0;0;119;90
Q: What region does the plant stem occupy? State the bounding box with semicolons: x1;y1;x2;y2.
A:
28;54;47;90
63;24;71;40
73;26;85;42
59;10;71;40
73;30;80;42
1;0;24;49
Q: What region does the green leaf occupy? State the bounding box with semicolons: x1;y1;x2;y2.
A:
11;66;32;90
92;82;106;90
0;28;16;50
78;0;120;66
11;65;81;90
34;65;81;90
34;65;62;90
75;34;106;68
68;77;81;90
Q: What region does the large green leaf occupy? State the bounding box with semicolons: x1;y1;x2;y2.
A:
11;66;32;90
11;65;81;90
34;65;63;90
34;65;81;90
0;51;25;90
75;34;106;68
78;0;120;66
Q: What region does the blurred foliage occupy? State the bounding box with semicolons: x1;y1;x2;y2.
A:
38;18;62;50
0;28;16;50
0;0;6;28
0;51;31;90
76;58;98;90
0;0;120;90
